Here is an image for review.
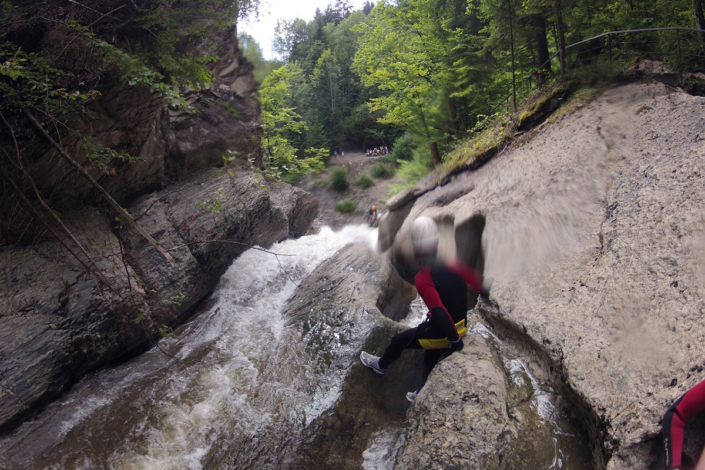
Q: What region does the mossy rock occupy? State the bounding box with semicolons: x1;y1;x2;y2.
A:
518;81;578;131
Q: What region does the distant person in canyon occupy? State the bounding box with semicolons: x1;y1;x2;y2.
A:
663;378;705;470
360;216;491;402
366;205;378;227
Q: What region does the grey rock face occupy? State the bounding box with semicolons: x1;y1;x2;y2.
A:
206;243;418;470
0;164;318;433
397;334;512;470
24;29;262;206
381;83;705;469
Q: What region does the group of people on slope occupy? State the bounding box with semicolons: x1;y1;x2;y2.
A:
366;146;388;157
359;215;705;470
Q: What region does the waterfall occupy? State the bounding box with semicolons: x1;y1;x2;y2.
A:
0;226;377;469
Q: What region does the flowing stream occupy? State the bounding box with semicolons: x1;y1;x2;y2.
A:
1;223;594;470
0;226;377;469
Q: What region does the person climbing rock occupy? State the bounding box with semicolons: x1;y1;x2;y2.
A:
663;378;705;470
366;205;378;227
360;216;492;402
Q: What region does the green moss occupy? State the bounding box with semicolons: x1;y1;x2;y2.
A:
517;84;567;128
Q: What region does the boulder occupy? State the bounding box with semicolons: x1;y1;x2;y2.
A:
279;243;418;470
17;25;262;206
397;333;512;470
381;82;705;469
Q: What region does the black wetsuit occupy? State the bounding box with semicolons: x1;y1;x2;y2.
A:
377;260;483;388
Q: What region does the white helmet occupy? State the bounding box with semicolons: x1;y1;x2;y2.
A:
410;216;439;255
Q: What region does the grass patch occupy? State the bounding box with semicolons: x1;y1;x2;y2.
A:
330;167;349;191
356;174;374;188
371;163;395;179
334;200;356;213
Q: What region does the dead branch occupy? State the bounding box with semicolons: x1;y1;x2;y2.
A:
2;168;126;301
168;239;295;257
0;111;114;291
21;106;176;265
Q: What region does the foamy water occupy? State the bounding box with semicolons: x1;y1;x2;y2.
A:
0;225;378;469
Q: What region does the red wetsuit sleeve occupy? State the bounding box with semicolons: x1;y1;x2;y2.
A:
447;259;484;292
414;266;460;341
664;379;705;468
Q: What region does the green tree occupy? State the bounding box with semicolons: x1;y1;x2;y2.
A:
260;64;326;181
238;33;283;83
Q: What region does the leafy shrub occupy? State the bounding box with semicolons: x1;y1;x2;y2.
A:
389;147;433;195
334;200;357;213
371;163;394;179
330;167;349;191
356;174;374;188
392;133;414;161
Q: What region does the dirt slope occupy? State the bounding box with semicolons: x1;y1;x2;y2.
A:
295;153;404;229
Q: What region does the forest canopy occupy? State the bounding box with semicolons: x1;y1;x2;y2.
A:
242;0;704;182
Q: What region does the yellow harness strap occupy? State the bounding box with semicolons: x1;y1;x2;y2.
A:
418;319;467;350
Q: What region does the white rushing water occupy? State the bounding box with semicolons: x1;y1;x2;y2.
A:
1;225;378;470
362;427;406;470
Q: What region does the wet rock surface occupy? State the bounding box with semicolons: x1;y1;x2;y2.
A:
382;82;705;468
281;243;419;470
0;164;318;433
397;333;512;470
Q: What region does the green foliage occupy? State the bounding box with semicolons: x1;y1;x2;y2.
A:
334;199;357;213
330;167;349;191
162;292;186;308
371;162;394;179
239;33;284;83
260;64;326;181
0;42;89;112
197;187;227;214
83;136;143;174
392;134;415;161
270;7;400;152
135;0;259;88
390;146;434;194
356;174;374;188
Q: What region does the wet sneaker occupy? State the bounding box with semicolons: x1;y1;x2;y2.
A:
406;390;418;403
360;351;387;375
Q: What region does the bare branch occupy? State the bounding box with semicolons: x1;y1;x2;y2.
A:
67;0;124;22
168;239;295;257
21;106;176;265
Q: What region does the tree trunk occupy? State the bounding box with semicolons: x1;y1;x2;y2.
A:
694;0;705;45
507;0;517;111
534;15;551;85
555;0;567;78
429;141;441;167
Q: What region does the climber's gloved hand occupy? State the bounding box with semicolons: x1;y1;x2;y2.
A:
449;338;464;353
480;276;493;301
